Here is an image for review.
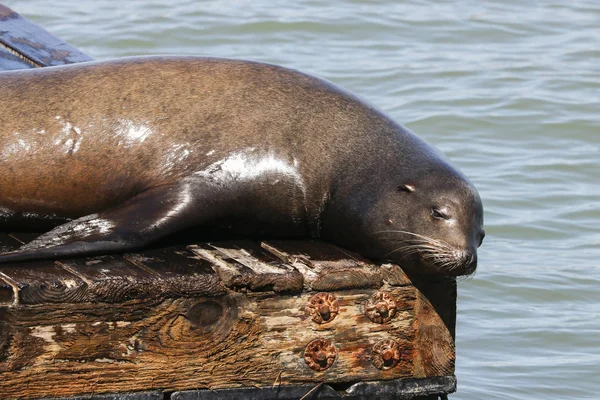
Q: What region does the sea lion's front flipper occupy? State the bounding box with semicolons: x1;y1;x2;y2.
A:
0;182;215;263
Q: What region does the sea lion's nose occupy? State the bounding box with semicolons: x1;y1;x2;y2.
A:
467;251;477;268
455;249;477;276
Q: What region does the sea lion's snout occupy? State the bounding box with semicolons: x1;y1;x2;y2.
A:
417;240;479;277
450;247;478;276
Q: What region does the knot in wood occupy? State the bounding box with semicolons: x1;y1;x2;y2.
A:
304;338;337;371
306;293;339;324
186;300;224;328
372;339;401;370
365;292;397;323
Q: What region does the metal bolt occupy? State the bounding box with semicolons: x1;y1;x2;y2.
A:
304;338;337;371
372;339;401;370
365;292;397;323
306;293;339;324
382;349;395;362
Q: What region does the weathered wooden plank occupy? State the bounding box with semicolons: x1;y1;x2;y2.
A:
0;236;416;305
0;283;453;398
0;294;247;397
55;255;159;304
260;240;385;291
59;248;227;304
123;246;226;297
0;260;88;304
189;241;304;293
0;233;86;304
0;295;172;375
0;4;93;68
1;234;227;303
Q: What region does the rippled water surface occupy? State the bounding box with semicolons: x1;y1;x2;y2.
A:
5;1;599;398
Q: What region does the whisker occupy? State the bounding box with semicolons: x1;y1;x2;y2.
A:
374;229;476;277
384;245;422;259
373;230;448;247
377;235;455;255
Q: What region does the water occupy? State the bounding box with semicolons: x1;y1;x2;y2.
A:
5;1;599;398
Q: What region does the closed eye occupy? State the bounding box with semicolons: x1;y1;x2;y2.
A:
431;208;450;220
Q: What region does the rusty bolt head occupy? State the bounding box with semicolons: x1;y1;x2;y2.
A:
372;339;401;370
306;293;339;324
304;338;337;371
382;349;395;362
365;292;397;323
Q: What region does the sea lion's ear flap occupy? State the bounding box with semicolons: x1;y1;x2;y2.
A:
397;184;415;193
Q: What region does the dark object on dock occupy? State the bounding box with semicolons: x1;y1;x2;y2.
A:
0;5;457;399
0;4;92;69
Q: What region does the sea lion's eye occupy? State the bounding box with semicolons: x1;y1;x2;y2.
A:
431;208;449;220
398;184;415;193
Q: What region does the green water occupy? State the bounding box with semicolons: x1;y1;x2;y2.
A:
5;0;599;398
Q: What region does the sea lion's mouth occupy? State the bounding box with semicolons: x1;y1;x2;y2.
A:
417;248;477;276
375;230;477;276
399;250;477;277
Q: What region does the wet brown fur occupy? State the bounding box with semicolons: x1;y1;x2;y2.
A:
0;56;484;274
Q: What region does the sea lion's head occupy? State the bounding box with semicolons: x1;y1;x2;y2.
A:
324;161;485;277
369;167;485;276
373;170;485;276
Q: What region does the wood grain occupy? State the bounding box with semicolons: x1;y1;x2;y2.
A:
190;242;304;293
0;282;454;398
261;240;385;291
0;237;454;398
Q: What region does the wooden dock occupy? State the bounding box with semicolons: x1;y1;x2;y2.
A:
0;5;457;399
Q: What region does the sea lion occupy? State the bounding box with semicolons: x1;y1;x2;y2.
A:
0;56;484;276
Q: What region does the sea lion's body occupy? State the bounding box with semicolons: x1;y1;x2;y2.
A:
0;56;484;275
